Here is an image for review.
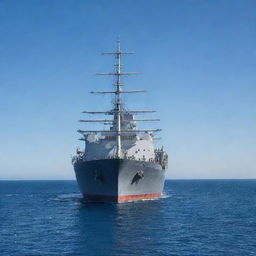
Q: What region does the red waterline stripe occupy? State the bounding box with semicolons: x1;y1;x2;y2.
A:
84;192;162;202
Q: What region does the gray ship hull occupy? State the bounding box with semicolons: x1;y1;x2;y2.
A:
74;159;166;202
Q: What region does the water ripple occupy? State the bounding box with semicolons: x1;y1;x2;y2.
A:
0;180;255;256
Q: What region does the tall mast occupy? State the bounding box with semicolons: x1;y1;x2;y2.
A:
99;39;138;158
116;39;122;158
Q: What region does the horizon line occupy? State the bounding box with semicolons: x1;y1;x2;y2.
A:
0;178;256;181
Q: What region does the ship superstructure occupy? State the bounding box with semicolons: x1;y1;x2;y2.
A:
73;40;168;202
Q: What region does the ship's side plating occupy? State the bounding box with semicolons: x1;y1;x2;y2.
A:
74;159;165;202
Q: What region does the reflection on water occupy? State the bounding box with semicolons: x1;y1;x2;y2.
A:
76;198;169;256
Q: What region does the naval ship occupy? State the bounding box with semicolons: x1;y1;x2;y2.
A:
72;40;168;202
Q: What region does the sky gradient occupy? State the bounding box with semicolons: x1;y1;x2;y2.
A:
0;0;255;179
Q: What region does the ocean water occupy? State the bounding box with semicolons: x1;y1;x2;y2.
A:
0;180;255;256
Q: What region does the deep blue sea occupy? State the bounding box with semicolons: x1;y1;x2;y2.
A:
0;180;255;256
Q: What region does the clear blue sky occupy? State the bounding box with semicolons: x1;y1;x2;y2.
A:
0;0;255;179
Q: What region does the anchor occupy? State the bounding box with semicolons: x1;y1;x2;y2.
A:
94;171;104;183
131;170;144;185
